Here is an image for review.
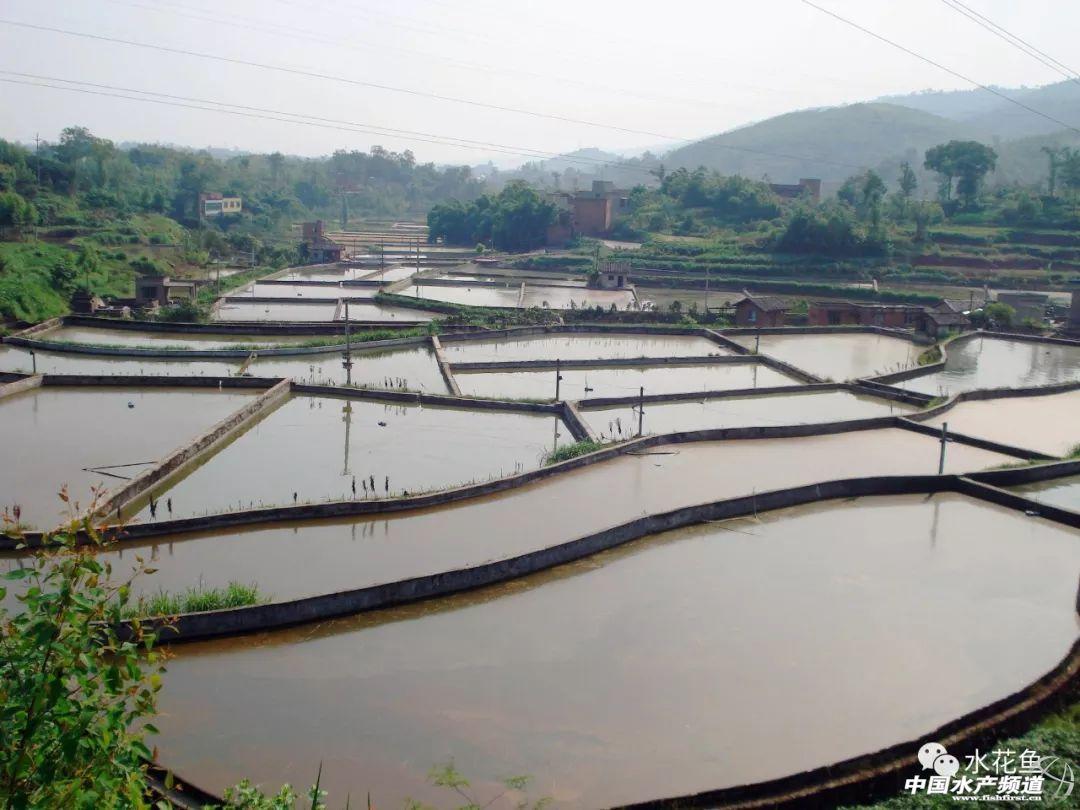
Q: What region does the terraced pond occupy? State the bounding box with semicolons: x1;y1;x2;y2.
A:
921;389;1080;457
247;283;370;299
1011;475;1080;512
38;326;314;350
0;386;255;528
581;389;916;438
10;427;1012;601
728;331;921;381
0;343;448;392
0;344;241;377
213;301;341;322
150;494;1080;807
902;336;1080;396
455;363;801;400
127;395;567;520
246;345;448;391
441;333;726;362
403;283;635;310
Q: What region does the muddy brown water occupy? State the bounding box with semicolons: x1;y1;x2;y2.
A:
248;283;371;299
125;395;570;520
246;345;448;392
0;428;1013;601
729;332;920;381
922;389;1080;457
213;301;435;322
42;327;315;350
402;284;635;310
0;387;255;528
442;333;727;362
903;336;1080;396
0;343;448;393
1013;475;1080;512
455;363;800;400
582;389;916;439
151;493;1080;808
0;345;242;376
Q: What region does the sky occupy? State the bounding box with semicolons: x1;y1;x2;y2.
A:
0;0;1076;167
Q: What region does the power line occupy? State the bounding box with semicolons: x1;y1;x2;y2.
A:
800;0;1080;137
101;0;764;115
0;75;661;173
0;17;867;171
938;0;1080;85
0;69;636;170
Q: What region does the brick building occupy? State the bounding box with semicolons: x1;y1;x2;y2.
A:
768;178;822;204
301;221;344;263
546;181;630;242
733;293;789;327
808;301;925;328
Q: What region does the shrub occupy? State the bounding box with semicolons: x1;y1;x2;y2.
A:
0;508;165;807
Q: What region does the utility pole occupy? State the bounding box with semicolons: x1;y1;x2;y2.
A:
705;264;710;315
938;422;949;475
342;299;353;386
555;358;562;400
637;386;645;436
34;133;41;186
342;401;353;475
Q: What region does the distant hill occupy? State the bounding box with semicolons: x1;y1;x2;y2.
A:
874;86;1022;123
963;81;1080;140
663;103;977;184
879;81;1080;140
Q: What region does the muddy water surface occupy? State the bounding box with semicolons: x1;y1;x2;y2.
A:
0;387;254;528
43;327;313;350
442;333;726;362
128;395;567;519
246;345;448;392
1013;475;1080;512
922;389;1080;457
903;336;1080;396
583;389;915;438
455;363;800;400
0;345;241;376
18;427;1014;601
152;494;1080;808
729;332;920;380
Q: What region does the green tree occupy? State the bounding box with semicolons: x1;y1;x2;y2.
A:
0;191;35;239
983;301;1015;329
75;243;101;290
924;141;997;209
898;161;918;199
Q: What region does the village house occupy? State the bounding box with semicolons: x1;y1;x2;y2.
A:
134;274;198;308
595;260;631;290
808;300;926;329
733;293;789;327
199;192;242;218
301;221;344;263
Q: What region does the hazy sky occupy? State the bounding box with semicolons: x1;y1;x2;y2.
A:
0;0;1075;166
